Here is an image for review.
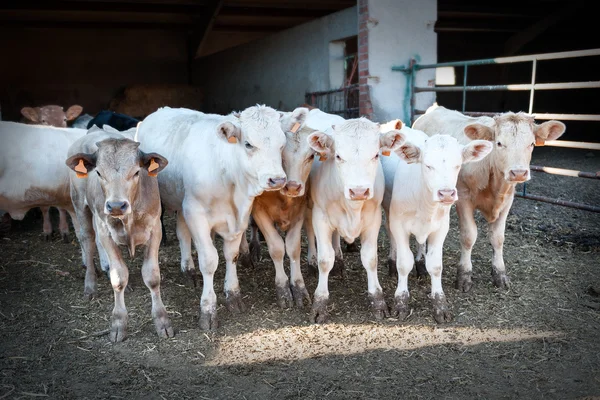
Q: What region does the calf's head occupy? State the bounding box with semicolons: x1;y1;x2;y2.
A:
66;138;167;217
21;105;83;127
219;105;304;192
279;108;322;197
308;118;405;201
398;134;493;204
464;113;565;183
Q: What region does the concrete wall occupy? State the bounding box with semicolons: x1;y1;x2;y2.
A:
366;0;436;123
194;6;357;114
0;27;188;121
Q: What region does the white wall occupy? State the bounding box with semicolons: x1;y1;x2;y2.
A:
195;6;357;113
367;0;437;124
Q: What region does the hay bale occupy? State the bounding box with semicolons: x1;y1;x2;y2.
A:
109;84;203;119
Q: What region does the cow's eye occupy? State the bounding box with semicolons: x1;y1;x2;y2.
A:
335;154;342;161
42;119;46;123
531;142;536;147
134;170;140;177
96;170;102;178
497;142;503;147
426;165;433;170
373;154;379;160
308;154;315;161
245;141;254;149
63;118;67;122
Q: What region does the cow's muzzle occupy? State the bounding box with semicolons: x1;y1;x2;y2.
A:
105;200;130;216
508;169;529;183
348;187;370;201
437;189;458;205
266;176;287;191
281;181;303;197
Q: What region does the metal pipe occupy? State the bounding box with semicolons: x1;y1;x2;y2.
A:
528;59;537;114
544;140;600;150
462;64;468;113
515;193;600;213
411;48;600;70
413;110;600;123
414;81;600;92
530;165;600;179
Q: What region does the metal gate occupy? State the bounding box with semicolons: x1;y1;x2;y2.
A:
392;48;600;213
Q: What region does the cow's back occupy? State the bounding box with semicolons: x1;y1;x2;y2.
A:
0;122;86;216
413;106;494;145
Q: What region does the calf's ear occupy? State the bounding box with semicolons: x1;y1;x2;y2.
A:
462;140;493;164
464;123;494;141
281;107;309;133
379;130;406;156
21;107;40;123
217;121;242;144
397;142;421;164
66;105;83;121
534;120;566;143
66;153;97;178
140;152;168;177
307;132;334;161
379;119;403;133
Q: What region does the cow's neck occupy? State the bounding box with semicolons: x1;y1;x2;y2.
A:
483;165;516;222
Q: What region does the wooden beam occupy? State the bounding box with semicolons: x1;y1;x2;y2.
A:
0;1;207;14
219;6;336;18
187;0;224;60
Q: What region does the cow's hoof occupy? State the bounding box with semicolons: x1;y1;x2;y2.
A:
345;241;359;253
369;290;390;320
332;257;345;279
154;311;175;338
83;286;97;301
431;293;453;323
455;272;473;293
199;310;218;330
110;315;128;343
61;233;70;243
491;269;511;289
249;240;261;263
310;298;330;324
42;233;51;242
276;283;294;309
388;258;397;278
225;291;246;314
392;292;411;320
238;252;254;269
291;282;311;308
415;259;428;281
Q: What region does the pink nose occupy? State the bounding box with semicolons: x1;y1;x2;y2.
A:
349;187;370;200
282;181;302;196
509;169;529;182
268;177;286;189
437;189;457;203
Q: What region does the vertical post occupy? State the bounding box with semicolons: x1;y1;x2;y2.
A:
462;63;468;113
528;59;537;114
409;58;416;125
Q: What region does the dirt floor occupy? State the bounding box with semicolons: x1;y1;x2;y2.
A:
0;146;599;399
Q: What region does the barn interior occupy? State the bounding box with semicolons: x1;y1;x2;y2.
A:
0;0;597;141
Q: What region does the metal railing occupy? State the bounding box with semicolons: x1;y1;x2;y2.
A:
305;84;359;119
392;48;600;213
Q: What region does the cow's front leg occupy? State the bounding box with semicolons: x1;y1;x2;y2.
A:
455;200;478;292
331;231;346;279
311;207;334;323
57;208;70;243
252;208;292;308
360;212;389;320
74;204;97;299
176;211;197;287
222;233;247;314
383;211;397;278
96;222;129;343
40;206;52;241
142;216;174;339
286;216;311;308
390;218;412;320
489;201;512;289
426;226;453;323
304;209;318;276
238;226;254;269
183;205;219;330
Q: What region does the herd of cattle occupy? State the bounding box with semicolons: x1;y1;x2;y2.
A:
0;102;566;342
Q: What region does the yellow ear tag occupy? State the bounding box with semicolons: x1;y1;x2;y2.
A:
148;158;159;177
74;159;88;178
535;138;545;146
228;136;237;144
290;122;300;133
382;150;391;156
319;153;327;161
